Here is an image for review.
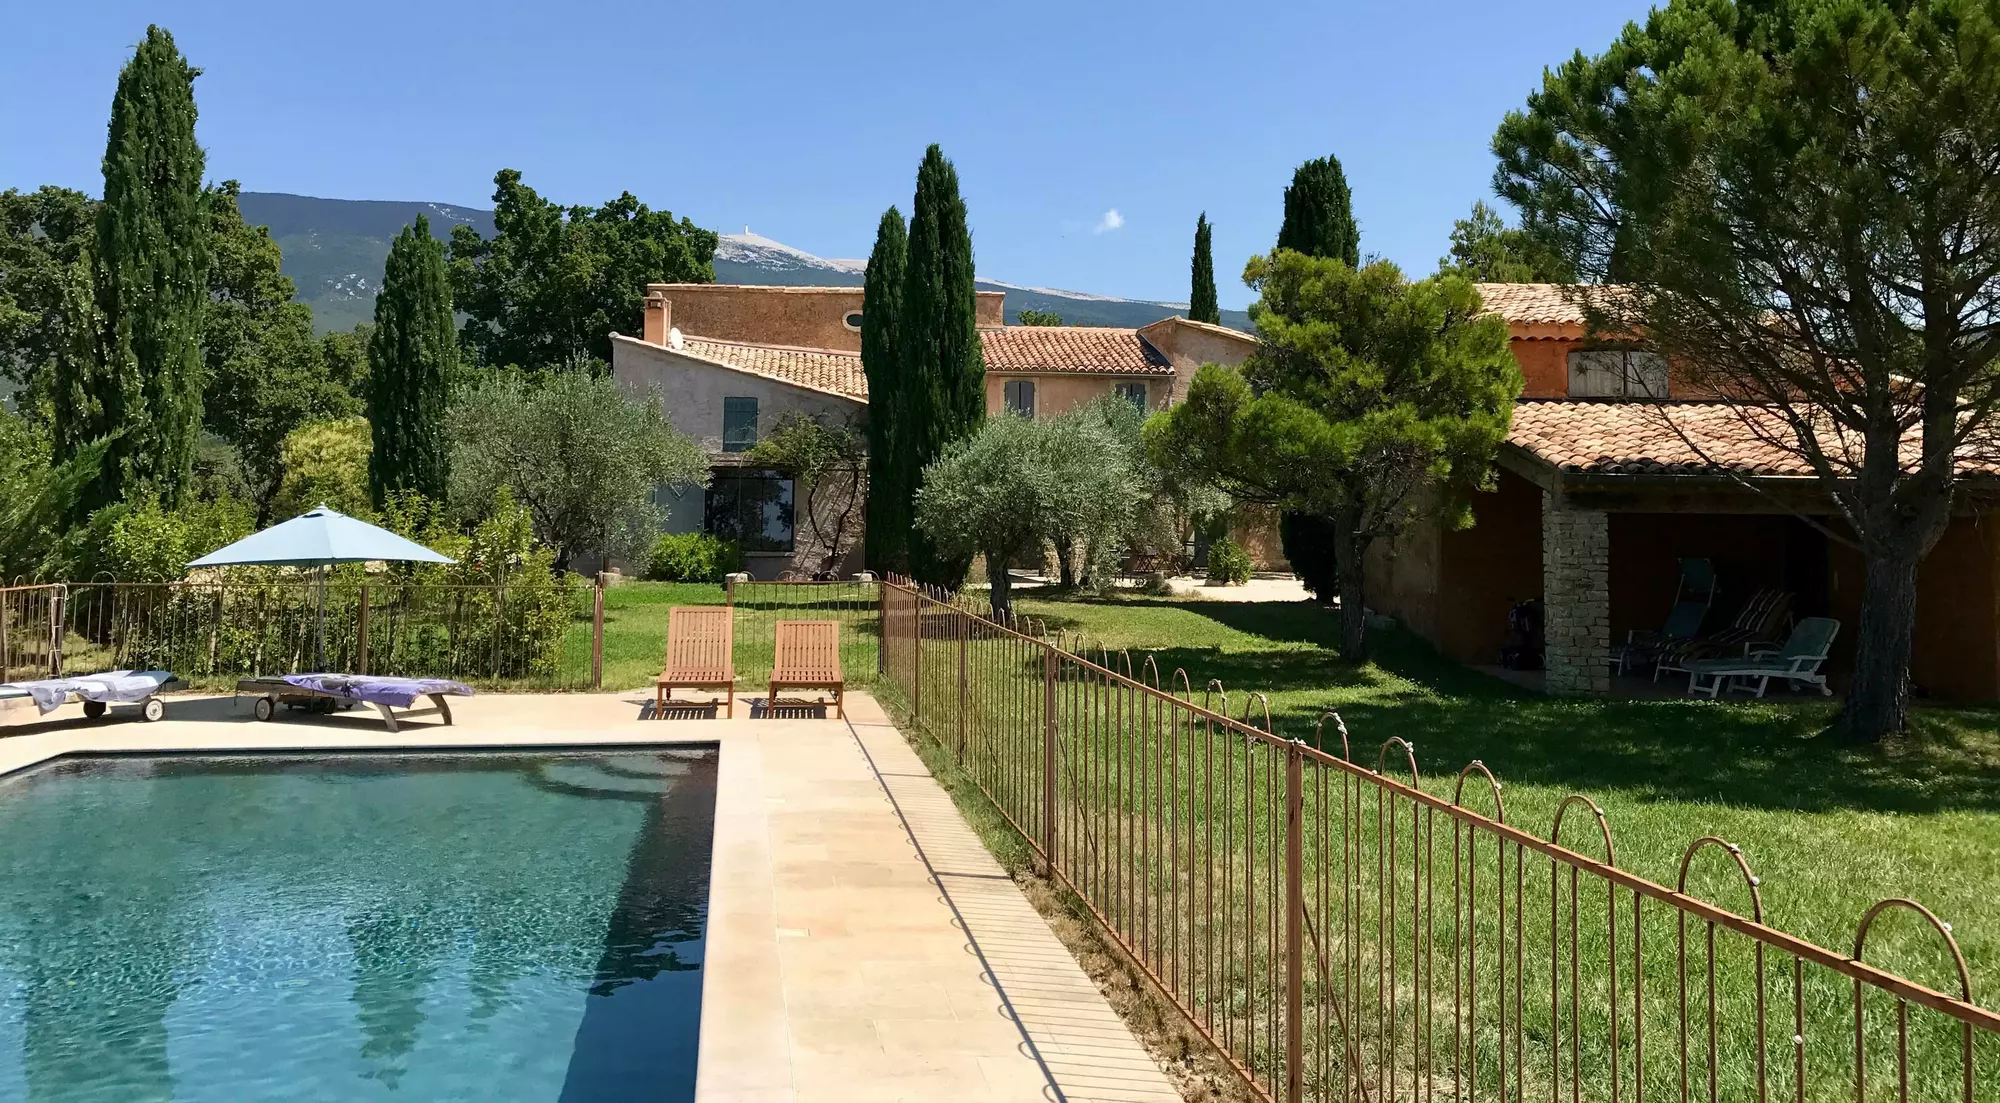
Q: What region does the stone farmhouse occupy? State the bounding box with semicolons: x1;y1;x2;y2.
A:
609;283;1259;578
1368;285;2000;702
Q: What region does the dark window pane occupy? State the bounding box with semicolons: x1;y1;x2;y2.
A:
1115;381;1147;410
705;470;794;553
844;312;864;330
722;396;758;453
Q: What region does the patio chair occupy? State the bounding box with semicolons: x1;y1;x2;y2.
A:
237;674;473;733
768;620;845;718
657;606;736;718
1655;588;1795;683
1610;558;1716;676
1684;617;1840;699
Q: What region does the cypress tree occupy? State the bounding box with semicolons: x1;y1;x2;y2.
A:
1277;155;1360;265
860;207;909;574
899;144;985;587
58;25;210;511
1189;212;1220;325
1274;155;1360;592
368;215;457;509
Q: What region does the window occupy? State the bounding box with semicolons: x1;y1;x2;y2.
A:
1567;349;1669;398
1114;381;1148;410
1003;379;1036;418
706;469;795;553
843;311;864;331
722;396;758;452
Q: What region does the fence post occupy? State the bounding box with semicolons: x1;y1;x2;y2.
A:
877;582;887;675
357;585;370;674
913;592;924;722
956;614;968;763
49;588;64;676
1042;643;1058;872
1285;740;1305;1103
592;574;607;690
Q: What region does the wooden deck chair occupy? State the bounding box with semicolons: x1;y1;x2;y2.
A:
769;620;845;718
657;607;737;718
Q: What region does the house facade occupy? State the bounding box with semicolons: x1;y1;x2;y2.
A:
1368;284;2000;701
610;284;1262;578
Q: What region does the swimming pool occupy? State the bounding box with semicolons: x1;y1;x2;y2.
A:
0;747;718;1102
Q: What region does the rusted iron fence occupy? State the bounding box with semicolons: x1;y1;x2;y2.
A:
31;578;592;688
726;578;880;686
876;577;1999;1103
1;584;66;682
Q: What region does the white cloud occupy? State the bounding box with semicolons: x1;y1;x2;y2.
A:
1092;209;1125;234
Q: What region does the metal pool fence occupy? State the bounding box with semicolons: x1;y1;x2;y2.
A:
8;578;595;688
725;578;881;687
876;577;1999;1103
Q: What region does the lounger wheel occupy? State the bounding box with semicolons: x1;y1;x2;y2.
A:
253;695;276;722
82;699;108;720
141;697;165;723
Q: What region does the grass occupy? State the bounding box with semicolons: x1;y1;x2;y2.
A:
558;580;881;692
879;589;2000;1101
1012;591;2000;989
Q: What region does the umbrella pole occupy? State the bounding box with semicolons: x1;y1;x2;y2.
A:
314;566;328;671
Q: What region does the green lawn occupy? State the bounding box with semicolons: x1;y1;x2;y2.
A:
1011;591;2000;1011
559;580;880;692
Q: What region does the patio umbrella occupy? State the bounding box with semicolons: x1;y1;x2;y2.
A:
188;504;456;670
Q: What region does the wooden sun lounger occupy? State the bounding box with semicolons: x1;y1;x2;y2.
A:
769;620;845;718
657;607;736;718
235;676;459;733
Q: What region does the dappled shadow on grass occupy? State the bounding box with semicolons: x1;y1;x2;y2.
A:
1281;633;2000;818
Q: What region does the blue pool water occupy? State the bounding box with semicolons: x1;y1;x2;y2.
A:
0;748;719;1102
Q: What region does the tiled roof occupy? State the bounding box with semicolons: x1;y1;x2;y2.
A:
1507;399;2000;478
1473;283;1627;328
979;326;1174;376
678;337;868;400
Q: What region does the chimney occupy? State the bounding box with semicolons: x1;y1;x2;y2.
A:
643;290;672;345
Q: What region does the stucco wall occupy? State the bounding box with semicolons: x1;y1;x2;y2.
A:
611;334;864;450
647;284;1003;353
983;373;1172;417
1509;339;1573;398
1138;318;1259;402
1913;515;2000;700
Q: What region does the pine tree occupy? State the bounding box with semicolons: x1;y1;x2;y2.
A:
1277;155;1360;265
860;207;909;574
1189;213;1220;325
899;145;985;587
368;215;457;509
1274;155;1361;590
57;25;209;512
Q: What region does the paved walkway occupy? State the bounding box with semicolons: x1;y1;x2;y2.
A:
0;689;1179;1103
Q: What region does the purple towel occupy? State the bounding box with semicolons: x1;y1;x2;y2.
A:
280;674;475;709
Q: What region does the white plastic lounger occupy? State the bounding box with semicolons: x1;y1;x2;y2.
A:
1685;617;1840;699
236;674;474;733
0;670;177;722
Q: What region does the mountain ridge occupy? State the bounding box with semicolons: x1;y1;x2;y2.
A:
236;192;1252;336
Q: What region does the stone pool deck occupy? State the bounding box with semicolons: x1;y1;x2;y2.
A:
0;690;1179;1103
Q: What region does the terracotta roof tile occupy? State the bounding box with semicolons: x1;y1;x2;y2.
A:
678;337;868;400
1473;283;1626;328
1508;399;2000;478
979;326;1173;376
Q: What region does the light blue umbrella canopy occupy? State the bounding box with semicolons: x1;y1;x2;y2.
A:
188;505;455;568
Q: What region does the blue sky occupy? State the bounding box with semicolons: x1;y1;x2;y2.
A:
3;0;1650;309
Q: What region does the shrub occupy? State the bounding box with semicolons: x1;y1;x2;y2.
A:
645;532;743;583
1206;537;1252;585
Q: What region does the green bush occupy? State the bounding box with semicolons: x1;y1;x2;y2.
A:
645;532;743;582
1205;537;1252;585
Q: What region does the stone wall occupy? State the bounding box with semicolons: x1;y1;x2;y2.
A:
645;283;1004;353
1542;493;1610;695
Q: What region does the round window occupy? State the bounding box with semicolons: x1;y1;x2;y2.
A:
843;311;864;331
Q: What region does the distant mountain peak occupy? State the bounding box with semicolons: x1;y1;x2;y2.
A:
716;231;867;277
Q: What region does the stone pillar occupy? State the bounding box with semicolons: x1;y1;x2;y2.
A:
1542;493;1610;696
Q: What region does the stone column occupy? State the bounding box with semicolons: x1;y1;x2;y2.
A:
1542;493;1610;696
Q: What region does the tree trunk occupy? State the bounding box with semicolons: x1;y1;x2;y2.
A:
1837;546;1920;742
1330;509;1369;660
1054;538;1077;589
988;551;1014;620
